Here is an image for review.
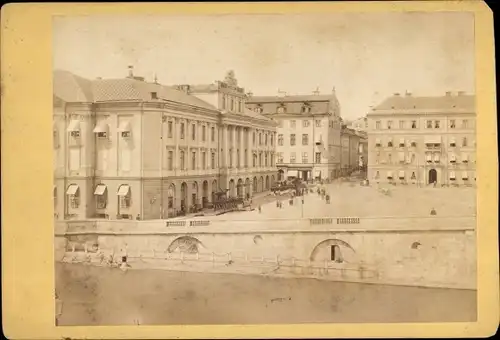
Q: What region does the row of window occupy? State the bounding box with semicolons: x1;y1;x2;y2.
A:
373;152;471;164
62;184;132;209
253;103;313;115
166;150;275;170
373;170;473;181
374;119;471;130
277;133;323;146
276;152;322;164
374;137;470;148
222;94;244;113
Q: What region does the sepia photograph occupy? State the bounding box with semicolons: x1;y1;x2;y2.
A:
52;11;477;326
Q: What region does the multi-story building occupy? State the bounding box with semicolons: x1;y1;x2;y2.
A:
356;130;368;171
367;91;476;186
340;126;364;176
53;68;277;221
245;89;343;182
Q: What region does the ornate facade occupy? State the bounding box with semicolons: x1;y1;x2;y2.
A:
53;69;277;221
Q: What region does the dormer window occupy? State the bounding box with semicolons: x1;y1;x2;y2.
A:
256;105;263;114
301;104;311;114
151;92;158;100
277;104;286;114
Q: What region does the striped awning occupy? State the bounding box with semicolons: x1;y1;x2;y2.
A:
94;184;107;195
66;184;79;195
117;185;130;196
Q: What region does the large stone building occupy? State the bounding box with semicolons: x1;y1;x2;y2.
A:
53;68;277;221
366;91;476;186
245;89;343;182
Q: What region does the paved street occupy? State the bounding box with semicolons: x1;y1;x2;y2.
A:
56;262;476;325
198;180;476;221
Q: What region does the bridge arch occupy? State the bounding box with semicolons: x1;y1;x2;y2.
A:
309;239;356;263
167;236;205;254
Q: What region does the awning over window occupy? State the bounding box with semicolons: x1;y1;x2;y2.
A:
449;137;456;145
398;152;405;162
93;121;109;133
450;154;456;162
424;136;441;144
399;138;405;145
94;184;107;195
386;171;393;178
434;154;440;162
461;153;469;162
67;120;80;132
398;170;405;179
375;138;381;145
117;184;130;196
66;184;79;195
314;170;321;177
117;120;131;133
449;171;456;179
462;171;469;179
426;154;432;161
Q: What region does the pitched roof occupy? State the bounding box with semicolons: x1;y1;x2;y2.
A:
53;70;218;111
373;93;475;111
247;94;333;103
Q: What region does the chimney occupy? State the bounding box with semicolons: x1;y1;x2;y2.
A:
313;87;320;95
445;91;452;96
127;65;134;78
394;92;400;96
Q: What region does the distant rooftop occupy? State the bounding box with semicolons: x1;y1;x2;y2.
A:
371;91;475;112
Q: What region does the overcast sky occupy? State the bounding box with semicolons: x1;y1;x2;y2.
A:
53;12;475;120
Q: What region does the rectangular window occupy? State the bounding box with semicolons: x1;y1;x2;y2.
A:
202;152;206;169
270;134;274;146
202;126;206;141
462;137;468;147
277;152;284;163
462;120;469;129
435;120;440;128
399;120;405;129
278;120;284;128
230;152;233;168
450;120;456;129
211;152;215;169
120;148;131;172
290;134;296;146
290;152;296;163
290;120;296;128
278;134;283;146
426;120;432;129
96;193;107;209
375;121;381;130
302;152;308;163
315;120;322;127
180;123;185;139
265;134;268;146
168;121;173;138
180;151;185;170
192;151;196;170
315;152;321;164
237;150;240;168
253;154;257;167
69;148;80;171
302;134;308;145
192;124;196;140
244;150;248;167
168;150;173;170
253;132;256;145
386;121;392;129
211;127;215;142
411;120;417;129
303;120;310;127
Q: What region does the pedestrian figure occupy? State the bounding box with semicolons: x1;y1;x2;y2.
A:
433;180;437;188
430;207;437;215
55;290;63;326
289;198;293;206
325;194;330;204
276;200;280;208
258;205;262;213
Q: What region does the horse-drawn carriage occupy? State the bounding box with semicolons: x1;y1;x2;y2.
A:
213;191;244;213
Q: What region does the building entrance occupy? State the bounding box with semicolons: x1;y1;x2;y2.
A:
428;169;437;184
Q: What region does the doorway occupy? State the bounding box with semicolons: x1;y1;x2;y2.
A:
428;169;437;184
330;245;343;263
302;171;309;181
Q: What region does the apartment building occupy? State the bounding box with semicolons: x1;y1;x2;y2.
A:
366;91;476;186
245;89;343;181
340;126;365;176
53;68;277;221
